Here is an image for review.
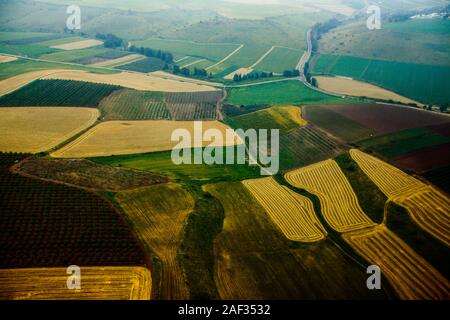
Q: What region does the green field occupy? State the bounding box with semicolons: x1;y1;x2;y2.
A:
39;47;111;62
359;127;450;158
0;80;120;107
91;148;261;182
227;80;348;106
0;32;56;42
133;38;240;62
255;47;303;73
384;19;450;35
0;43;60;58
303;105;373;142
99;89;170;120
0;59;118;80
36;36;87;47
312;54;450;105
119;57;166;73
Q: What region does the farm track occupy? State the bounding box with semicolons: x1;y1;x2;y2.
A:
243;177;327;242
285;160;375;232
116;184;195;300
0;267;151;300
350;149;450;246
343;225;450;300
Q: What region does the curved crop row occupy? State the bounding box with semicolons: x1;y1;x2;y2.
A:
242;177;327;242
285;160;375;233
350;149;450;246
343;225;450;300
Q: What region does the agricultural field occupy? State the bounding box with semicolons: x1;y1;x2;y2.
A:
204;181;389;299
254;47;303;73
0;152;146;268
343;225;450;300
116;184;195;299
51;120;240;158
424;166;450;194
92;147;260;182
242;177;327;242
0;107;99;153
99;89;170;121
0;267;151;300
0;55;17;63
164;91;223;120
90;54;144;67
312;54;450;105
0;42;60;58
50;39;103;51
15;158;167;191
41;69;220;92
350;149;450;246
285;160;375;233
119;57;167;73
314;76;419;105
39;48;112;63
226;80;348;106
0;80;120;107
392;143;450;175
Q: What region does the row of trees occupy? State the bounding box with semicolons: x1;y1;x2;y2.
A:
283;69;301;77
129;45;174;64
172;65;212;78
96;33;124;48
233;71;273;82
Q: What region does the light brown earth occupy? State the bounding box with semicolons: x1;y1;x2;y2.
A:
0;55;17;63
51;39;103;50
90;54;145;67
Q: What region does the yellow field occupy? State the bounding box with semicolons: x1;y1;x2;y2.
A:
350;149;450;246
0;107;99;153
0;55;17;63
0;69;72;96
43;70;220;92
51;39;103;50
0;266;151;300
314;76;420;105
285;160;375;232
51;120;241;158
116;184;195;299
242;177;327;242
343;225;450;300
90;54;145;67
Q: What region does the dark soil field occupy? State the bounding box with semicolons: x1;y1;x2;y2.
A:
391;143;450;174
323;104;450;136
16;158;168;191
0;153;146;268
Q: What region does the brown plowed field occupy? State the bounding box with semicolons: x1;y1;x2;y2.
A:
323;104;450;136
392;143;450;174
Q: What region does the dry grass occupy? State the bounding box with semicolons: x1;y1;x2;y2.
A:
0;55;17;63
314;76;419;105
0;107;99;153
224;68;253;80
350;149;450;246
90;54;145;67
116;184;195;299
51;120;240;158
285;160;375;232
242;177;327;242
0;266;151;300
343;225;450;300
43;70;220;92
51;39;103;50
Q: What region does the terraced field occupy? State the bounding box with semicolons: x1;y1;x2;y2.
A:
0;107;99;153
343;225;450;300
116;184;194;300
99;89;170;120
285;160;375;232
242;177;326;242
350;149;450;246
0;267;151;300
164;91;223;120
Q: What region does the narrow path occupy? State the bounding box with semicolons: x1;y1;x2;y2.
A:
180;59;206;68
174;56;190;63
250;46;275;69
206;44;244;71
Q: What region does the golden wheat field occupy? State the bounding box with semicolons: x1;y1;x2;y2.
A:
285;160;375;233
51;120;240;158
90;54;145;67
116;184;194;300
350;149;450;246
343;225;450;300
51;39;104;50
0;267;151;300
43;70;220;92
242;177;327;242
0;107;99;153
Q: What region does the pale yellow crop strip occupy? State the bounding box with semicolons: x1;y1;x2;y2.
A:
285;160;375;233
242;177;326;242
343;226;450;300
350;149;450;246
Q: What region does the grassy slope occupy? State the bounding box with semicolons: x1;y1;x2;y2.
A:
255;47;303;73
227;81;348;106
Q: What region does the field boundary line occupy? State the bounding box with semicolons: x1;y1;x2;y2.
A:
250;46;275;69
206;44;244;71
181;59;206;68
